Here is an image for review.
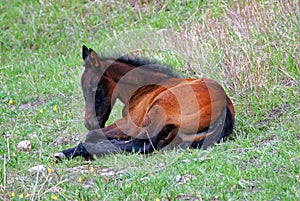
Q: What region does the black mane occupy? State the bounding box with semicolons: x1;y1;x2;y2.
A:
99;54;182;78
115;56;161;67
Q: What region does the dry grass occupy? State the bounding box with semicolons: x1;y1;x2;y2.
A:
95;1;299;98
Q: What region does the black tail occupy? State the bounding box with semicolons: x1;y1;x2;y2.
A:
219;106;235;140
191;106;235;149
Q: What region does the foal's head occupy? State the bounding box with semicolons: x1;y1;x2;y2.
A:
81;45;104;130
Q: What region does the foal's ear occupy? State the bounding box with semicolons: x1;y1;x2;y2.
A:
82;45;90;61
89;49;101;68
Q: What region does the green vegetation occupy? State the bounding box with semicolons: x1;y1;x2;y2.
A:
1;0;299;200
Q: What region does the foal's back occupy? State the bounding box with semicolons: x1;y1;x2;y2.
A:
126;78;229;133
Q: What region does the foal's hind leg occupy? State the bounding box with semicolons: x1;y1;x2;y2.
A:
179;107;230;150
117;123;165;154
122;105;168;153
159;108;228;151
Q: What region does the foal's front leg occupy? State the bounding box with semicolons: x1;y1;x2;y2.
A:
54;142;94;161
84;123;131;142
63;142;94;160
86;117;139;141
55;140;123;161
55;130;125;160
54;121;131;160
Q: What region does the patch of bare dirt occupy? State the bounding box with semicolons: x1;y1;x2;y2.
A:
18;95;55;110
176;194;200;201
257;134;279;147
257;103;291;130
49;134;81;147
228;179;258;194
280;77;298;87
64;165;121;177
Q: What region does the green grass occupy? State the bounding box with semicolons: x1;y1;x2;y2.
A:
1;0;299;200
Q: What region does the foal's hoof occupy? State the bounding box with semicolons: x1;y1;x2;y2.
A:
52;152;66;162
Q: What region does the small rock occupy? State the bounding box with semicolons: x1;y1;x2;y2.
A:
56;137;64;145
17;140;31;151
72;134;80;142
3;133;11;138
101;168;111;173
27;133;38;139
175;175;181;182
101;171;115;176
100;169;115;176
82;180;94;189
182;159;190;163
28;165;45;173
181;174;192;183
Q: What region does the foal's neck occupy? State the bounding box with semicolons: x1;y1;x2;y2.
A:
102;59;138;81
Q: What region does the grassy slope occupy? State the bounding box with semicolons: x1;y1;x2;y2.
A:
1;0;299;200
